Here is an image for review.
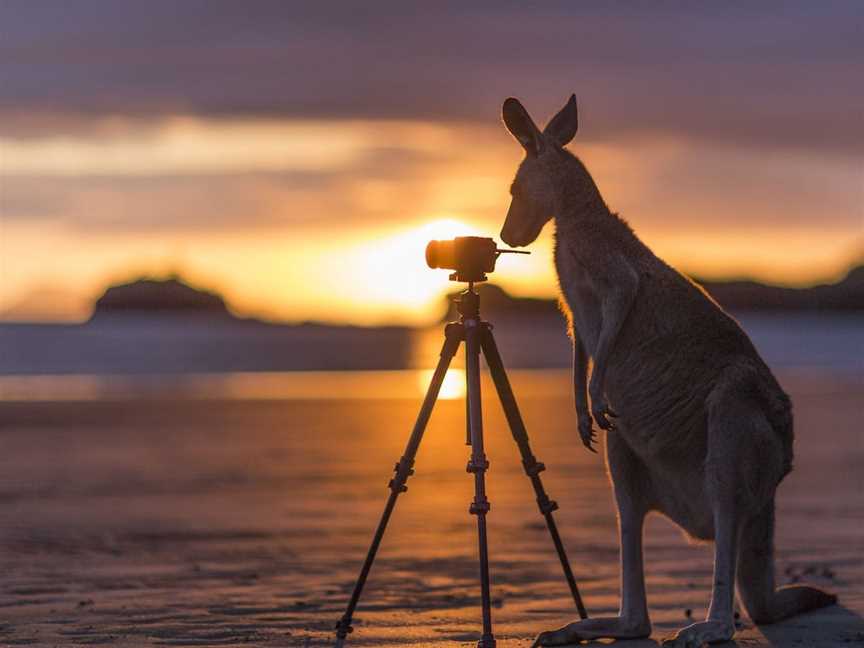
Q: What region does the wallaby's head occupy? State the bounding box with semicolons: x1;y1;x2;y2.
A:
500;94;579;247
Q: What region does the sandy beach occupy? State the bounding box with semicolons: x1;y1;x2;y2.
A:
0;367;860;647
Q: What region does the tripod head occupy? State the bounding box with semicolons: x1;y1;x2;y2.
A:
426;236;529;283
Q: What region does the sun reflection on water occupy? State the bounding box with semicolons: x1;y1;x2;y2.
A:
417;368;466;400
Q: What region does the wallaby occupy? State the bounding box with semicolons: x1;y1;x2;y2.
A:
500;95;837;647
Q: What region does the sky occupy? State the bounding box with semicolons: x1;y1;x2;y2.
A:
1;1;862;324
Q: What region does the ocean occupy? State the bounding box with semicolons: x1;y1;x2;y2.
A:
1;312;861;400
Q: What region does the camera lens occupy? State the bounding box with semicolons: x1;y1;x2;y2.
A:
426;240;455;270
426;236;526;283
425;240;438;268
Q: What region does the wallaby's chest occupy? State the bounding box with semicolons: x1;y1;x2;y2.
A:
554;242;602;356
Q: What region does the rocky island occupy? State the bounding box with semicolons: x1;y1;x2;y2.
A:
90;277;234;320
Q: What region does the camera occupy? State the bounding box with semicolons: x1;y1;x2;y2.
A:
425;236;528;283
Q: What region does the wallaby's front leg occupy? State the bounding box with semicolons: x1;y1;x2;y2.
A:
532;499;650;646
588;265;638;430
572;332;596;452
535;432;652;647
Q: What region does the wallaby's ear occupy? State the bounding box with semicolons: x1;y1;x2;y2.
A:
503;97;544;157
543;94;578;148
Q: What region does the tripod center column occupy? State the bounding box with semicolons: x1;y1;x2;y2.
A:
463;293;497;648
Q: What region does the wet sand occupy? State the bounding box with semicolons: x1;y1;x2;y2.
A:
0;369;861;646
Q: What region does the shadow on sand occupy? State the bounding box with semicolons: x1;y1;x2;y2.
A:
756;603;864;646
551;603;862;647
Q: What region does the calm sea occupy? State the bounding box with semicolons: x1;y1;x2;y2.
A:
0;313;861;401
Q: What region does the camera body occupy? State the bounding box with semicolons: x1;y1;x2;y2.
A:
426;236;500;282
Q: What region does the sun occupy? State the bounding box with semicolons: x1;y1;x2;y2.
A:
344;217;481;324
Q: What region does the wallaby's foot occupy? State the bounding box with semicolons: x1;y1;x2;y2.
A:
661;620;734;647
532;616;650;647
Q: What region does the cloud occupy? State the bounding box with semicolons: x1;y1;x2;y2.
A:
2;117;860;243
0;122;494;232
0;2;861;155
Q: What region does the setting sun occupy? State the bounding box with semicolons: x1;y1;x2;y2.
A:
342;218;482;323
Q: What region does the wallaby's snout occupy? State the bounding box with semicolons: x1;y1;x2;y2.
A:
499;225;517;248
500;200;522;247
501;197;540;248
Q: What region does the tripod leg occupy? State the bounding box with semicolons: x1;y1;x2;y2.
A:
465;320;497;648
480;324;589;619
334;323;463;647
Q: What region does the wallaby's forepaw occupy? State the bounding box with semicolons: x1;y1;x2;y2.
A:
532;617;651;646
662;620;734;647
590;399;618;432
577;414;598;453
588;378;617;431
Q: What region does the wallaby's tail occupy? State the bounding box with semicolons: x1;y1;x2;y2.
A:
737;500;837;624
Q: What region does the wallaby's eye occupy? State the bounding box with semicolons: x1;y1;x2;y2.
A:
510;182;519;198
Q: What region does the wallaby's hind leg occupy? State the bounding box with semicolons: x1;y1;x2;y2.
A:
663;489;740;647
737;500;837;624
533;432;651;647
664;392;778;647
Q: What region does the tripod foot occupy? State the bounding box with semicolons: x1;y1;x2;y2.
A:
334;616;353;647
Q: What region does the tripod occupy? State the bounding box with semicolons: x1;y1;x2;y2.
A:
334;284;588;647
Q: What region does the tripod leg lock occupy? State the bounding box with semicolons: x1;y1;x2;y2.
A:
469;497;491;515
536;495;559;515
444;322;465;343
466;457;490;473
522;458;546;476
388;458;415;493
